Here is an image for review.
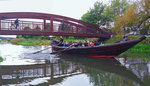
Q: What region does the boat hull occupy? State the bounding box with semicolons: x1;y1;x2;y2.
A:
52;36;147;58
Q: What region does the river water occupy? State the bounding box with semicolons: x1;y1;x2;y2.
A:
0;43;150;86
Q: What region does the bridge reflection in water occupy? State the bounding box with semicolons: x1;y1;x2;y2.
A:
0;55;147;86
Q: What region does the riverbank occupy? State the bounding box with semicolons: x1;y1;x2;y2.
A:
119;44;150;60
10;37;92;46
11;38;50;46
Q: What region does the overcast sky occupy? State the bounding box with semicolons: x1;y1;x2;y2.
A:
0;0;109;37
0;0;109;19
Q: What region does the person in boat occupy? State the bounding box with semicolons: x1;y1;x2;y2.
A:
83;40;88;47
72;42;78;47
77;41;82;47
66;41;72;47
62;41;67;47
100;42;104;46
57;36;64;46
123;34;128;41
94;41;100;46
88;41;95;46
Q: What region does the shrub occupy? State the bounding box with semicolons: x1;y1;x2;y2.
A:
0;57;3;62
11;38;25;44
33;40;50;45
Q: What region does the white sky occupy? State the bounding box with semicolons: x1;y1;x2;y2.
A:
0;0;109;19
0;0;109;37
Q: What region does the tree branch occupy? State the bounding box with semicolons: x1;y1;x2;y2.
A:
137;16;150;28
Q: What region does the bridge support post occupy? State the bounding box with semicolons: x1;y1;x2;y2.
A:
43;19;46;31
0;20;1;30
85;25;87;34
50;19;53;32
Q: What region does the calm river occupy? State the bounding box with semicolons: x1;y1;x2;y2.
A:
0;43;150;86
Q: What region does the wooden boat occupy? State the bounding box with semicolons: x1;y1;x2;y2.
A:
51;36;147;58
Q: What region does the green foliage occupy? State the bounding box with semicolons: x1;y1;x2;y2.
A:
104;35;123;44
18;39;50;46
105;0;129;21
11;38;25;44
120;44;150;59
17;35;49;40
81;1;110;27
114;0;150;35
11;38;50;46
0;57;3;62
33;40;50;45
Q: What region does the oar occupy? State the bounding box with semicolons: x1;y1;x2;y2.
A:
50;44;73;54
33;47;51;54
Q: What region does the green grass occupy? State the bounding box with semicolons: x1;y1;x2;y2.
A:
0;57;3;62
119;44;150;60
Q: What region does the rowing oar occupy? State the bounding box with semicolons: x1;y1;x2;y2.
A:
50;44;73;54
33;47;51;54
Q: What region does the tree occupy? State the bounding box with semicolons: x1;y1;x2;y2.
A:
81;1;110;28
115;4;139;34
114;0;150;35
105;0;129;21
136;0;150;35
103;0;130;30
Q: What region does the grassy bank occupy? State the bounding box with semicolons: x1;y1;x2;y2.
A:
119;44;150;60
11;38;50;46
0;57;3;62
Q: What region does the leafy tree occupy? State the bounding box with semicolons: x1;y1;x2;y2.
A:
105;0;129;21
136;0;150;35
114;0;150;35
115;4;139;34
81;1;110;28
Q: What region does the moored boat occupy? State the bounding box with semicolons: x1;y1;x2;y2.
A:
51;36;147;58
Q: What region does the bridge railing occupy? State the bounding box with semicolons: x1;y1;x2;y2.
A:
1;20;89;34
1;20;44;31
0;19;110;38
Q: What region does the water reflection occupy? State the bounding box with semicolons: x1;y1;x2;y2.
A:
0;56;149;86
0;44;150;86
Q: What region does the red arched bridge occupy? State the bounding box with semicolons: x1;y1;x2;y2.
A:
0;12;112;38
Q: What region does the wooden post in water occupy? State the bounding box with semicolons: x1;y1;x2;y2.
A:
50;64;54;79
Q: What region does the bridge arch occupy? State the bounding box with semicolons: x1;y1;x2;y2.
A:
0;12;111;38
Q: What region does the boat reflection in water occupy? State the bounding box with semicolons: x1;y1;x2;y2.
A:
0;55;148;86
